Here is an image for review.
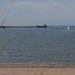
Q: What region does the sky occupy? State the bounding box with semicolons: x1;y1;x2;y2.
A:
0;0;75;26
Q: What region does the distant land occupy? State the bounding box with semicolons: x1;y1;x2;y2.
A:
0;26;52;29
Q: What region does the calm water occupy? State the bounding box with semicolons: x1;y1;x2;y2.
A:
0;26;75;66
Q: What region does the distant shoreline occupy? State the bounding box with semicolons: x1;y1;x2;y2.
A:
0;26;52;28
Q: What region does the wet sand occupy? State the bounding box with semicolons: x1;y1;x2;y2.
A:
0;66;75;75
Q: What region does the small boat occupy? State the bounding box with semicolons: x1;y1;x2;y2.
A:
67;26;70;30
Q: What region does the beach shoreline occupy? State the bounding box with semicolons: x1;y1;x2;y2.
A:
0;65;75;75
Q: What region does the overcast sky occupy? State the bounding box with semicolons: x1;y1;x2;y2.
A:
0;0;75;26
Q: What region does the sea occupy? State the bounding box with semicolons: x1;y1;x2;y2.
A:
0;26;75;66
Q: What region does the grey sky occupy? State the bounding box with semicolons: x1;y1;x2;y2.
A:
0;0;75;26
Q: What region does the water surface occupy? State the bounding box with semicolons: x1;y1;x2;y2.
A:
0;27;75;66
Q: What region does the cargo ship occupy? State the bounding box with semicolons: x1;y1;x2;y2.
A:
36;24;47;28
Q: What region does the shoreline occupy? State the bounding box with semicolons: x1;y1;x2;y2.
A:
0;65;75;75
0;65;75;68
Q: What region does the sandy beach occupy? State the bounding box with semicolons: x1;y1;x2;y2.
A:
0;66;75;75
